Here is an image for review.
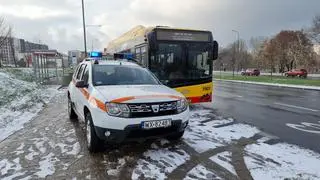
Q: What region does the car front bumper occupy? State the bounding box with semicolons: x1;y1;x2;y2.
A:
94;120;188;143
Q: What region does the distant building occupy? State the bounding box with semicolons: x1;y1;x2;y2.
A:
68;50;81;66
0;37;49;66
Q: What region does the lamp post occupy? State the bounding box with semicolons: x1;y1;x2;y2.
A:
81;0;87;57
232;30;240;77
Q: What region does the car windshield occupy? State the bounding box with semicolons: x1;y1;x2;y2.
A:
92;65;160;86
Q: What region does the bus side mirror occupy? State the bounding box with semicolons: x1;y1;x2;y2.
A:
213;41;219;60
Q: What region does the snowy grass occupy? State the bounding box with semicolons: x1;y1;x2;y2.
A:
0;71;61;142
244;142;320;180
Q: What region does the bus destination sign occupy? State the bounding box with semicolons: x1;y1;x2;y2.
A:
156;30;210;42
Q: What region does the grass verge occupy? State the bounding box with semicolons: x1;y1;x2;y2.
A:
215;75;320;87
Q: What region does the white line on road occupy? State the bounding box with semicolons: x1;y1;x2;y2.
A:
274;102;319;112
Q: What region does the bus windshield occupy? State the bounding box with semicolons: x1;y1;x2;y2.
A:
150;43;212;85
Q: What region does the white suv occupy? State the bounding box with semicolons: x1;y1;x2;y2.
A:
68;59;189;152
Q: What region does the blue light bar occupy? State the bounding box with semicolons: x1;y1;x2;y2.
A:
89;51;102;58
114;53;133;60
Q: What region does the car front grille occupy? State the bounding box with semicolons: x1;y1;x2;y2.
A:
128;101;177;118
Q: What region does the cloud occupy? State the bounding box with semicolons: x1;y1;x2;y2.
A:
0;5;72;20
0;0;319;53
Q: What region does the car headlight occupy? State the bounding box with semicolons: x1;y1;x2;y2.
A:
177;98;188;113
105;103;130;118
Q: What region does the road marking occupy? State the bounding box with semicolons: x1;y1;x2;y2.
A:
301;122;320;130
286;123;320;134
274;102;319;112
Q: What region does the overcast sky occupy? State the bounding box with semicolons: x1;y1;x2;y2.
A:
0;0;319;53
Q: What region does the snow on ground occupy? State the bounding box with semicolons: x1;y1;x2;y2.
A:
0;126;81;179
0;158;25;180
184;164;222;180
184;109;260;153
244;142;320;180
36;152;58;178
210;151;237;176
0;71;62;142
106;158;126;176
132;147;190;180
216;79;320;91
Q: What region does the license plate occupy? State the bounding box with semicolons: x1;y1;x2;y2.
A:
142;120;172;129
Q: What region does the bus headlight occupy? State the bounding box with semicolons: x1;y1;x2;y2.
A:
105;103;130;118
177;99;188;113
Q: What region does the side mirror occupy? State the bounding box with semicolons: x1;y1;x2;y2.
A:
75;80;88;88
212;40;219;60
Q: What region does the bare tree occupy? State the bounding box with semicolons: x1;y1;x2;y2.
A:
310;14;320;44
8;28;17;67
0;17;11;67
249;36;267;69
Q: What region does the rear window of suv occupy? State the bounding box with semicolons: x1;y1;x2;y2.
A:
92;65;160;86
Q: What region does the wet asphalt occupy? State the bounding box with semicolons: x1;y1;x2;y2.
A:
209;80;320;153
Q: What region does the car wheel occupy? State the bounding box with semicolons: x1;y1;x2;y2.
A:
85;112;102;153
68;98;77;120
167;131;184;141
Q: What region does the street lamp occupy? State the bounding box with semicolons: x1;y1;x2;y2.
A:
81;0;87;57
232;30;240;78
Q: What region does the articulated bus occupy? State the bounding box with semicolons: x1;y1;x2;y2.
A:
106;25;218;103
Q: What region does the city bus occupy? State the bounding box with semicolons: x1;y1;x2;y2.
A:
106;25;218;103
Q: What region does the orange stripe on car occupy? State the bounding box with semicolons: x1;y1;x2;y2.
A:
72;80;106;112
110;95;182;103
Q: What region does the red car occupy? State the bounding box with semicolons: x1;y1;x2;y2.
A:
241;69;260;76
285;69;308;78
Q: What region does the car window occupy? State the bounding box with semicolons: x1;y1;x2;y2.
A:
82;65;89;85
76;64;85;80
73;64;81;79
92;65;160;86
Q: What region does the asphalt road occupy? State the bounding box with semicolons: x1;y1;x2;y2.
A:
209;80;320;153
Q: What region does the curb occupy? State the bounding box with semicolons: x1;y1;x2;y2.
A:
214;79;320;91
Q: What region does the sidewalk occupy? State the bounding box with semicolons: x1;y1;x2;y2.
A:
215;79;320;91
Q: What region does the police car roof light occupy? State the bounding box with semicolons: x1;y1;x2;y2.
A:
114;53;133;60
89;51;102;58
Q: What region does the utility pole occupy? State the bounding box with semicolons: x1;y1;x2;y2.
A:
81;0;87;57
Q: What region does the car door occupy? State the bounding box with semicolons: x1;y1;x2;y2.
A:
70;64;81;106
73;64;86;117
77;65;90;122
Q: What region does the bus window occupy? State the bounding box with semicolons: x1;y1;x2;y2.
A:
141;46;148;66
135;48;141;63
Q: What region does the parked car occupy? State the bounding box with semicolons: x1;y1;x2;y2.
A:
284;69;308;78
68;57;189;153
241;69;260;76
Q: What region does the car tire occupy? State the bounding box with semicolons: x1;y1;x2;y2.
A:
85;112;102;153
68;98;77;120
167;131;184;141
